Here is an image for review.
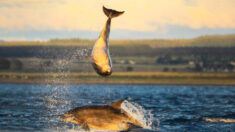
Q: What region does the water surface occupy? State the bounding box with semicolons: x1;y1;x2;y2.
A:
0;84;234;131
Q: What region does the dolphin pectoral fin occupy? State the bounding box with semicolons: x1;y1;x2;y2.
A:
108;100;125;110
103;6;124;18
80;122;90;131
119;122;142;132
92;63;101;73
126;122;142;129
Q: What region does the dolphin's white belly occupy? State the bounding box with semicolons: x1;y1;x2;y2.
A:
91;38;110;67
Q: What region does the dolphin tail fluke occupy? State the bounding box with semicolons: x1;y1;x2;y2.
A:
103;6;124;18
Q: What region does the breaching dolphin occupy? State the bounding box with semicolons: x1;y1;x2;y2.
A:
60;100;144;131
91;6;124;76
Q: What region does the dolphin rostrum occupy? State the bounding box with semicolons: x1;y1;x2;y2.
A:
60;100;144;131
91;6;124;76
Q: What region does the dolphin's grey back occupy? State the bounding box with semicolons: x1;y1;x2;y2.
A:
101;6;125;43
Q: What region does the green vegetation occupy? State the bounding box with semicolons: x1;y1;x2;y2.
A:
0;72;234;85
0;59;10;70
0;34;235;85
156;55;235;72
1;34;235;47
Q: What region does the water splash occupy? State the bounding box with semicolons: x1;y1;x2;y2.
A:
41;47;90;131
121;100;156;129
54;48;89;73
43;85;72;129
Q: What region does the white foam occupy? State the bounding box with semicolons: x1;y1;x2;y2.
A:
203;117;235;123
121;100;155;129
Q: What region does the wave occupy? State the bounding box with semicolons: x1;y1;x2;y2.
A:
203;117;235;123
164;117;192;123
121;100;156;129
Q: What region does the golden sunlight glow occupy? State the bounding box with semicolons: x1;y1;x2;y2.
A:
0;0;234;31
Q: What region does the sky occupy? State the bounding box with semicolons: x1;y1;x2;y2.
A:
0;0;235;41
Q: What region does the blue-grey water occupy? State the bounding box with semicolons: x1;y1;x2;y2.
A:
0;84;234;132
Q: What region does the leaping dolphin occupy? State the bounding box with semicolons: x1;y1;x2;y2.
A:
60;100;144;131
91;6;124;76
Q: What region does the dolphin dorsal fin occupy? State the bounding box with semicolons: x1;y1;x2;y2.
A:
109;100;124;109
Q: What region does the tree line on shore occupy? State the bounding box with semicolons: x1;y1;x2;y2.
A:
0;34;234;73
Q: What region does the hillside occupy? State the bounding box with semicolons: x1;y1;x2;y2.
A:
0;34;234;73
0;34;235;47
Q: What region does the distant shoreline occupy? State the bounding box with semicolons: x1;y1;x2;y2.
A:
0;72;234;86
1;34;235;47
0;81;235;86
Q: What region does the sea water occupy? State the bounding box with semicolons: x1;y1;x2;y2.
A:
0;84;234;131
